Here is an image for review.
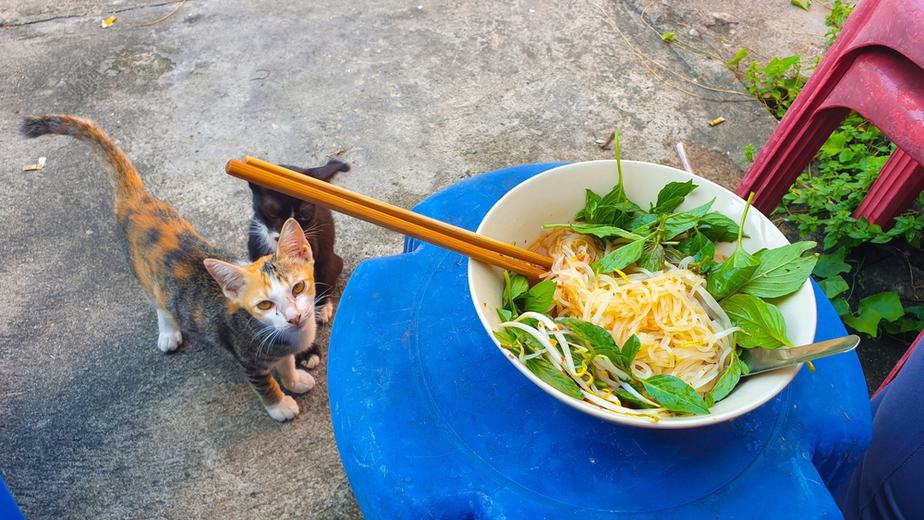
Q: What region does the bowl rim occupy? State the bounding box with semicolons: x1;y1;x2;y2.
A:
468;159;815;429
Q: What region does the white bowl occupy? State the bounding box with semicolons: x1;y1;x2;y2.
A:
468;160;816;429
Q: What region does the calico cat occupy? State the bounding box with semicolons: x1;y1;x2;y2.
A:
21;115;318;422
248;160;347;326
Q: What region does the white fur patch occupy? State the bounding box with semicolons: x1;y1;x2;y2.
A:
156;309;182;352
265;395;299;422
305;355;321;369
318;301;334;324
250;218;280;253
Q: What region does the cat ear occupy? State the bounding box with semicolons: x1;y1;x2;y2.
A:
277;218;313;263
203;259;248;298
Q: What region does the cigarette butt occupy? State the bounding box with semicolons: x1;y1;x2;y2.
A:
23;157;46;172
101;16;117;28
708;117;726;127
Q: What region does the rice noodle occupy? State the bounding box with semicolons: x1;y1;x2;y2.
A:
545;231;734;396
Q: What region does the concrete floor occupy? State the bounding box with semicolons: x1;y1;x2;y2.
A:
0;1;830;518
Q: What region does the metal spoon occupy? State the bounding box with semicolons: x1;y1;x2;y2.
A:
740;335;860;376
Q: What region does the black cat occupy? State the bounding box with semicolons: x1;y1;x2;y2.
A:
248;160;348;331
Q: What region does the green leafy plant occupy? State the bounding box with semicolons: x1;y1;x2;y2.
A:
731;2;924;338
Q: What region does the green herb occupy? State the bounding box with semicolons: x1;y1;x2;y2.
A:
558;318;639;372
501;272;557;314
642;374;710;414
493;330;517;346
557;318;619;363
740;241;818;298
521;280;557;313
615;389;656;408
627;213;659;232
620;335;641;367
662;200;713;239
503;271;529;313
707;193;760;299
526;357;583;399
651;180;697;214
545;223;643;241
676;231;716;264
593;238;645;273
697;212;740;242
708;353;742;403
638;243;666;271
722;293;792;348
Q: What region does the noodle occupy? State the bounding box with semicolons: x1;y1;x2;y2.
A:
545;231;735;396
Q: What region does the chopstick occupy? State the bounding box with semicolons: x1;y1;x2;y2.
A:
226;158;552;281
243;156;552;269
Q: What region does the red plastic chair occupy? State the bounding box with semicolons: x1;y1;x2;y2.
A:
737;0;924;227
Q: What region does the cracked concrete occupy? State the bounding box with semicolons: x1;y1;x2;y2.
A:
0;1;831;518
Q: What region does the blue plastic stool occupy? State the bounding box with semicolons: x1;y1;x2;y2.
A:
0;474;25;520
329;163;872;519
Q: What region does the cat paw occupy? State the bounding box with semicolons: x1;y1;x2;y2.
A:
284;369;316;394
317;302;335;324
265;395;300;422
304;354;321;370
157;330;182;353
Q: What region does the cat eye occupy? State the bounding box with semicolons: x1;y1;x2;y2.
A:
256;300;274;311
292;281;306;296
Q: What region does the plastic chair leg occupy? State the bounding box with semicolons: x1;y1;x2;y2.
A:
737;107;850;214
854;148;924;226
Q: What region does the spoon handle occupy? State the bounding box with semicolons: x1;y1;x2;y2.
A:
742;335;861;376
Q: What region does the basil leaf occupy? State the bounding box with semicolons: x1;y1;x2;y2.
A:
677;231;716;264
497;307;514;322
620;335;641;367
526;357;583;399
740;241;817;299
521;280;557;313
509;327;543;353
558;317;621;366
708;353;742;403
593;238;645;273
575;189;602;222
493;329;517;346
663;200;714;239
638;243;666;271
706;249;759;300
651;180;697;214
736;354;750;375
556;223;643;241
722;294;792;348
627;213;659;232
643;374;710;414
503;271;529;312
615;389;656;409
697;212;740;242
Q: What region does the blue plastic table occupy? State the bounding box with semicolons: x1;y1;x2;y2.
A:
0;474;25;520
329;164;872;519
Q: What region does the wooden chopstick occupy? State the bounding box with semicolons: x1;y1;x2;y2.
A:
243;155;553;270
226;159;550;281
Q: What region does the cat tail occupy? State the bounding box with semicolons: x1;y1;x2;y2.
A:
20;115;145;202
283;159;350;182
